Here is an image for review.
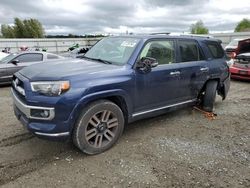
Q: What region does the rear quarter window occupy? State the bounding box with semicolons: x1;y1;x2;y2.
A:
206;42;224;59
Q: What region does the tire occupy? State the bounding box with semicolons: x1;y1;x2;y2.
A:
202;80;218;112
73;100;124;155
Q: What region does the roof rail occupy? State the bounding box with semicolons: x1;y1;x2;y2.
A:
150;32;170;35
178;34;214;39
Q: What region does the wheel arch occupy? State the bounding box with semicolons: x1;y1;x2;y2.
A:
198;78;220;100
69;89;132;134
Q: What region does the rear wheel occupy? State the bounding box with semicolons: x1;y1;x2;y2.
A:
202;80;218;112
73;100;124;155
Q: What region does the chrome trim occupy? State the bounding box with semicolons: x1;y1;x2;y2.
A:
200;67;209;72
132;99;196;117
13;78;25;96
170;71;180;76
34;132;70;137
11;88;55;120
0;75;13;79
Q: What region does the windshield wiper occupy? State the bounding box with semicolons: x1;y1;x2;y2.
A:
81;56;112;64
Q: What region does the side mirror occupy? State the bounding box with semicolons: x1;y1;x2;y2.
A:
136;57;158;73
11;59;19;65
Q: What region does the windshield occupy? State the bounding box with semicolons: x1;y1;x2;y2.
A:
84;37;140;65
0;53;16;64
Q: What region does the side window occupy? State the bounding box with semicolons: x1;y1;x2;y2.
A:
47;54;59;59
206;42;224;59
14;54;43;63
139;40;175;65
179;40;205;62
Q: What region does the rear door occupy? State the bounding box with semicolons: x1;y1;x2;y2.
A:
175;39;209;100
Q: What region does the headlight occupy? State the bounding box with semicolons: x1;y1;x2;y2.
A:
31;81;70;96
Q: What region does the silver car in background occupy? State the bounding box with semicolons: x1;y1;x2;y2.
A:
0;51;64;85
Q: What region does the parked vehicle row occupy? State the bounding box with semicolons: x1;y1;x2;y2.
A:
11;35;230;154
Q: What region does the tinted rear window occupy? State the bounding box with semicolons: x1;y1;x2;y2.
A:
206;42;224;58
179;40;205;62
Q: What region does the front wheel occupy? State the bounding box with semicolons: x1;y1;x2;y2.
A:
73;100;124;155
202;80;218;112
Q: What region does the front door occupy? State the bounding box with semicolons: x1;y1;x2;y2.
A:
134;39;185;113
0;64;9;83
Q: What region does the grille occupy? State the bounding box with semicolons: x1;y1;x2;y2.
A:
12;75;26;101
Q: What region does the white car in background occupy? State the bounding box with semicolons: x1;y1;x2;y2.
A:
0;52;8;60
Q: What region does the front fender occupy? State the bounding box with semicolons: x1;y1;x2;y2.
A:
67;89;132;132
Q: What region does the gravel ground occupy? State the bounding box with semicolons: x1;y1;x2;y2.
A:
0;80;249;188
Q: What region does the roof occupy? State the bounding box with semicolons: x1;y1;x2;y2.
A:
110;34;220;42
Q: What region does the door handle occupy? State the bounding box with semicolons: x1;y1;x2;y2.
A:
170;71;180;76
200;67;209;72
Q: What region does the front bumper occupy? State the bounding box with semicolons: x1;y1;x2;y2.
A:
12;89;70;140
12;88;55;120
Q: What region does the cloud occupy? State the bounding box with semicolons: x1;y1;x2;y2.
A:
0;0;250;35
143;0;207;7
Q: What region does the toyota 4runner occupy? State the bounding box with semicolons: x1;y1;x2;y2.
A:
11;35;230;154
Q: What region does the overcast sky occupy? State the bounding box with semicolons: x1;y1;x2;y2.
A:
0;0;250;35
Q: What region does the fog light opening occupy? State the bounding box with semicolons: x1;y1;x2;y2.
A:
41;110;50;118
31;109;50;118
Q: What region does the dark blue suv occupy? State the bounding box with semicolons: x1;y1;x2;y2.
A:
12;35;230;154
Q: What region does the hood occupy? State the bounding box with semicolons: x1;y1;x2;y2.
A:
236;38;250;54
19;58;124;81
235;52;250;62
